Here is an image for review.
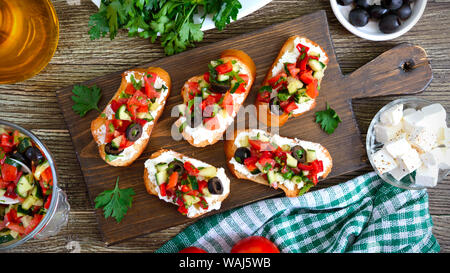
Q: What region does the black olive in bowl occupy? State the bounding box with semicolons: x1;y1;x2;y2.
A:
379;13;401;34
396;3;412;20
349;8;370;27
355;0;369;9
369;5;389;20
381;0;403;11
337;0;354;5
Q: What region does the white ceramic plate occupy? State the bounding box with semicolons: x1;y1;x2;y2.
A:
330;0;427;41
91;0;272;32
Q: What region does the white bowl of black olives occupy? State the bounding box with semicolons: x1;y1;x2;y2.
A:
330;0;427;41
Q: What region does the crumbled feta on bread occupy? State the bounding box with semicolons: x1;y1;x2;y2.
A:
372;149;397;175
372;102;448;187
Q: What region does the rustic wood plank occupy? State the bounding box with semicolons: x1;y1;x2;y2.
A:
1;0;448;252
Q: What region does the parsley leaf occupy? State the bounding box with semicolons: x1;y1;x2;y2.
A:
315;103;342;134
71;84;102;117
94;177;135;223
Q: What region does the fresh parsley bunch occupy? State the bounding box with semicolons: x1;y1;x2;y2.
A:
88;0;242;55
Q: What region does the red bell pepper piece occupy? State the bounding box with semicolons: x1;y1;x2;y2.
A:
298;57;308;71
125;83;136;95
166;172;179;190
184;161;199;176
215;61;233;74
296;43;310;54
297;162;314;171
299;70;314;84
308;173;319;185
203;72;210;83
281;100;298;114
159;183;166;197
306;79;319;99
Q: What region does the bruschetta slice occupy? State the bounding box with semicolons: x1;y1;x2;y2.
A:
256;36;329;127
144;149;231;218
174;49;256;147
225;129;332;197
91;67;171;166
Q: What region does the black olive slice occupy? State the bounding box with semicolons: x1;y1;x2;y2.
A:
208;177;223;195
234;147;251;164
104;143;123;155
269;97;283;116
125;123;143;141
210;82;230;94
291;145;306;163
167;160;185;176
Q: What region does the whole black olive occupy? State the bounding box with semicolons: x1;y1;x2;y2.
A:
207;177;223;195
337;0;354;6
381;0;403;11
11;151;28;165
234;147;251;164
167;160;185;176
369;5;389;19
125;123;143;141
355;0;369;9
24;146;44;165
291;145;306;163
395;3;412;20
349;8;370;27
210;82;230;94
379;13;401;33
269;97;283;115
104;143;123;155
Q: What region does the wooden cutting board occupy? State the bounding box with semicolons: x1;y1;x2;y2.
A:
56;10;432;245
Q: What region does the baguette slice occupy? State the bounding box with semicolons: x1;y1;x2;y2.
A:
174;49;256;147
224;129;332;197
256;35;329;127
91;67;171;166
144;149;231;218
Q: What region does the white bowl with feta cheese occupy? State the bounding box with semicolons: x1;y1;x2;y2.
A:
367;98;449;190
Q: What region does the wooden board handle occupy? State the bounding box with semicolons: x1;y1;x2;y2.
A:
345;43;432;99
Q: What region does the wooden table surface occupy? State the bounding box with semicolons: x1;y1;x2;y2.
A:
1;0;449;253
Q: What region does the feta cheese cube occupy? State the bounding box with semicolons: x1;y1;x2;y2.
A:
415;164;439;187
430;147;450;169
389;166;410;181
403;108;416;116
372;149;398;175
384;138;412;158
380;104;403;126
374;122;404;144
420;103;447;135
402;110;425;134
407;126;437;153
398;148;422;173
420;151;438;168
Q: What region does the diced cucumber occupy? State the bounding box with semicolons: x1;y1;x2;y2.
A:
309;50;320;57
136;111;154;121
16;174;34;198
177;104;187;116
313;70;324;80
302;170;310;176
21;195;37;210
198;166;217;178
111;136;123;149
4;157;21;169
20;215;32;228
17;205;31;217
286;153;298;168
202;88;211;99
239;135;249;147
116;105;132;121
201;187;211;197
308;59;325;72
292;175;303;184
155;163;169;173
0;234;14;244
281;144;291;151
34;198;43;207
0;189;5;198
199;79;209;89
150;102;160;112
183;195;200;207
267;170;277;185
257;133;270;142
34;160;50;181
306;149;317;163
156;171;168;185
17;138;32;153
232;63;240;73
217;74;229;82
287;77;303;94
31;185;42;199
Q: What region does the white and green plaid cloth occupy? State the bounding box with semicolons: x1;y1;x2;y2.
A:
157;172;440;253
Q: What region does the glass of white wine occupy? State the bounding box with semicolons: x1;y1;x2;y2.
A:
0;0;59;84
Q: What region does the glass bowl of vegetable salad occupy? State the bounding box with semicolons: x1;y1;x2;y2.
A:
0;120;70;250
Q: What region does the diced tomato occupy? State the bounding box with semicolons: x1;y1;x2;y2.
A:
6;223;25;235
128;90;149;107
5;209;19;223
127;104;139;119
260;151;273;159
238;74;249;84
198;180;208;193
166;172;179;190
257;90;271;103
159;183;166;197
286;63;300;78
1;134;13;148
297;162;314;171
24;214;43;235
184;161;199;176
203;116;220;130
220;93;234;115
281;100;298;114
244;156;259;173
119;135;133;149
40;167;52;184
203;72;210;83
268;72;287;89
248;139;276;152
4;182;17;199
44;194;52;210
0;178;8;189
306;79;319;99
215;61;233;74
308;174;319;185
309;55;319;60
110;99;128;113
137;105;148;113
1;163;18;182
112;119;131;133
125;83;136;95
178;204;188;215
144;74;160;99
235;83;246;94
296;43;310;54
39;179;51;196
299;70;314;84
258;157;276;170
180;185;190;193
199;197;208;209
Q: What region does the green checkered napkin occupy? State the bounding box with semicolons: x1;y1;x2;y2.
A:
157;172;440;253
